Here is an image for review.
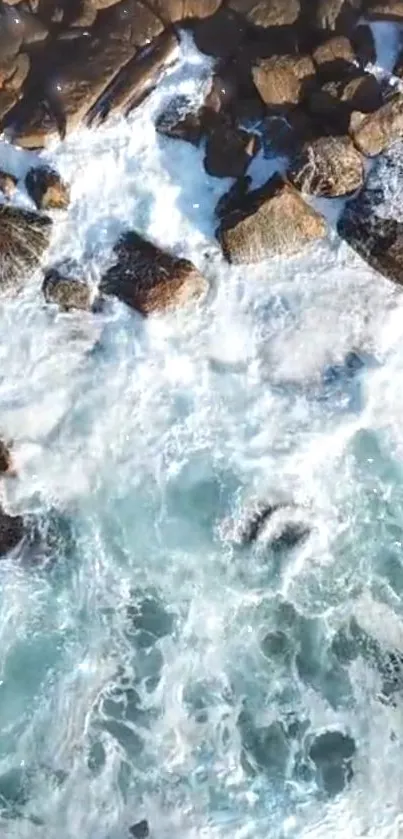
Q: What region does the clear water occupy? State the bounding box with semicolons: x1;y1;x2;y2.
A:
0;30;403;839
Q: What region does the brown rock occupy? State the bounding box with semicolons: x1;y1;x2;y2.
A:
350;94;403;156
227;0;300;27
288;135;364;197
0;440;14;475
312;35;356;80
0;205;52;293
0;170;17;197
26;166;70;211
4;53;30;93
204;120;260;178
148;0;221;22
217;175;327;264
8;102;59;149
100;232;207;315
42;261;92;311
340;73;383;112
252;55;315;108
314;0;363;32
0;508;24;557
366;0;403;20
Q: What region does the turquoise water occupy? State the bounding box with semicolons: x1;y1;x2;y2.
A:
0;32;402;839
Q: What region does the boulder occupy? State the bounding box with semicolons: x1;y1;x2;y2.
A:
252;55;315;108
227;0;300;27
307;72;382;134
366;0;403;20
0;509;24;557
155;95;204;145
129;820;150;839
0;170;17;197
42;262;92;311
100;232;207;315
204;120;260;178
314;0;363;32
217;174;327;264
289;136;364;196
337;151;403;285
350;94;403;156
0;440;14;476
25;166;70;210
192;7;246;58
312;35;357;80
0;205;52;292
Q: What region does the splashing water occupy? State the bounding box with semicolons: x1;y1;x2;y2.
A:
0;31;403;839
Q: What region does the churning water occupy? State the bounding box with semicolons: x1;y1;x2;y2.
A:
0;29;403;839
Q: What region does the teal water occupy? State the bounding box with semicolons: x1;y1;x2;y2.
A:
0;32;402;839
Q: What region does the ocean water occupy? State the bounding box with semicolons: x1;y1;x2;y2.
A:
0;29;402;839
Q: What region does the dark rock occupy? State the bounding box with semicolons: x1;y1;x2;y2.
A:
289;135;364;197
366;0;403;20
307;72;382;134
42;261;92;312
350;93;403;156
0;170;17;197
129;821;150;839
100;231;207;315
192;7;245;58
351;23;376;66
309;730;356;796
236;501;286;544
0;440;14;476
0;508;24;557
227;0;300;28
128;594;174;640
204;120;260;178
270;521;310;550
312;35;357;80
217;174;327;264
215;175;251;219
314;0;363;32
155;95;204;146
25;166;70;211
339;73;383;113
0;205;52;293
252;54;315;108
338;195;403;284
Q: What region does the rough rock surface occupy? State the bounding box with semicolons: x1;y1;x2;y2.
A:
42;262;92;311
366;0;403;20
252;55;315;108
314;0;363;32
204;119;260;178
100;231;208;315
289;135;364;196
350;94;403;156
227;0;300;27
26;166;70;210
0;205;52;292
217;175;327;264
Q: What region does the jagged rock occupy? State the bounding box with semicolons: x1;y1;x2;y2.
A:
252;55;315;108
0;170;17;197
155;95;204;145
227;0;300;27
0;205;52;292
309;730;356;796
25;166;70;210
312;35;357;80
350;94;403;156
289;136;364;197
366;0;403;20
217;175;327;264
100;231;207;315
337;152;403;285
204;120;260;178
129;821;150;839
42;262;92;311
314;0;363;32
0;508;24;557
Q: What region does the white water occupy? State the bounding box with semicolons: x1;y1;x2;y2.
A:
0;31;403;839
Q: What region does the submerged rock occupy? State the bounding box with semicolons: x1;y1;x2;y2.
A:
25;166;70;210
0;205;52;292
100;231;207;315
0;508;24;557
155;95;204;146
42;261;91;311
309;730;356;797
289;136;364;197
129;820;150;839
217;174;327;264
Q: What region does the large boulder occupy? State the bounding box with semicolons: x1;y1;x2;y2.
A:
312;35;357;80
25;165;70;210
100;232;208;315
217;175;327;264
227;0;300;27
0;205;52;292
313;0;363;32
289;136;364;196
350;94;403;157
252;54;315;108
42;261;92;311
337;150;403;285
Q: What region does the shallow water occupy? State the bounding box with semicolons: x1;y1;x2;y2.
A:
0;30;403;839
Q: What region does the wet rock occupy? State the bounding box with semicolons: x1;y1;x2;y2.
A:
314;0;363;32
351;23;376;66
252;55;315;109
155;95;204;146
236;501;286;545
217;174;327;264
312;35;357;80
129;820;150;839
289;135;364;197
0;508;24;557
309;730;356;796
227;0;300;27
192;7;246;58
261;630;291;661
350;93;403;157
42;261;92;312
0;205;52;292
204;120;260;178
307;72;382;134
25;166;70;211
366;0;403;20
0;170;17;197
0;440;14;476
270;521;310;550
215;174;251;219
100;231;207;315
